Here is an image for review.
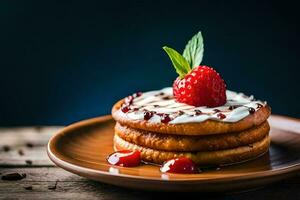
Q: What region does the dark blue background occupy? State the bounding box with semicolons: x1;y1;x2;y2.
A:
1;1;299;125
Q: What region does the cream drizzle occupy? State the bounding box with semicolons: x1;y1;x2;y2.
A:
116;87;266;124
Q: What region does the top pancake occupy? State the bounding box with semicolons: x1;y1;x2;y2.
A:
112;88;271;135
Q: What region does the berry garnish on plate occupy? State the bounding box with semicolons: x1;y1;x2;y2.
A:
163;31;227;107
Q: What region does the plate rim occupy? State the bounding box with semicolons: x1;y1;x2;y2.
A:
47;114;300;183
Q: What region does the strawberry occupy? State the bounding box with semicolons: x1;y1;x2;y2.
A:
163;31;227;107
173;65;226;107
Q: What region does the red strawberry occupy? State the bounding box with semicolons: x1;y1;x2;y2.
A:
163;31;227;107
173;66;226;107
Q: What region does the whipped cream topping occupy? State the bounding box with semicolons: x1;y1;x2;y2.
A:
117;87;266;124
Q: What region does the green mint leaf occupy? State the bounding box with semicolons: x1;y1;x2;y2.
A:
163;46;191;79
183;31;204;68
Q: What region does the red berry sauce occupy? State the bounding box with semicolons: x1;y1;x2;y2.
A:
134;92;142;97
125;95;134;105
144;111;154;120
121;92;143;113
248;107;255;114
160;114;171;123
160;157;199;174
217;113;226;119
107;150;141;167
121;105;130;113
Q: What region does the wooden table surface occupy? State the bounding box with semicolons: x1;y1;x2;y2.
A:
1;127;300;200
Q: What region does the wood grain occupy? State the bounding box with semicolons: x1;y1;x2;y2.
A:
0;126;61;167
1;168;300;200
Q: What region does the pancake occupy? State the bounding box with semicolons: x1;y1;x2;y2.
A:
115;121;270;151
112;98;271;135
112;87;271;166
114;134;270;166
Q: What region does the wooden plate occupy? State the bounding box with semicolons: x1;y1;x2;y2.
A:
47;115;300;192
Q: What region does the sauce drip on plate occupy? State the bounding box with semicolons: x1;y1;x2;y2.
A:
160;157;199;174
107;150;141;167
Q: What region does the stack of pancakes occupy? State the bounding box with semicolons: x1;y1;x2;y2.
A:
112;95;271;166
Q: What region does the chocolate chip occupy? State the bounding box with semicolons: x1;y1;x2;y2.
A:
3;145;10;152
162;96;171;100
26;143;34;148
24;186;33;190
18;149;24;156
228;105;241;110
178;111;185;115
25;160;32;165
194;109;202;115
1;173;26;181
213;109;221;113
35;126;42;132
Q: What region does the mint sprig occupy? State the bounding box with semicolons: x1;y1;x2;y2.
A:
162;46;191;79
162;31;204;78
183;31;204;68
